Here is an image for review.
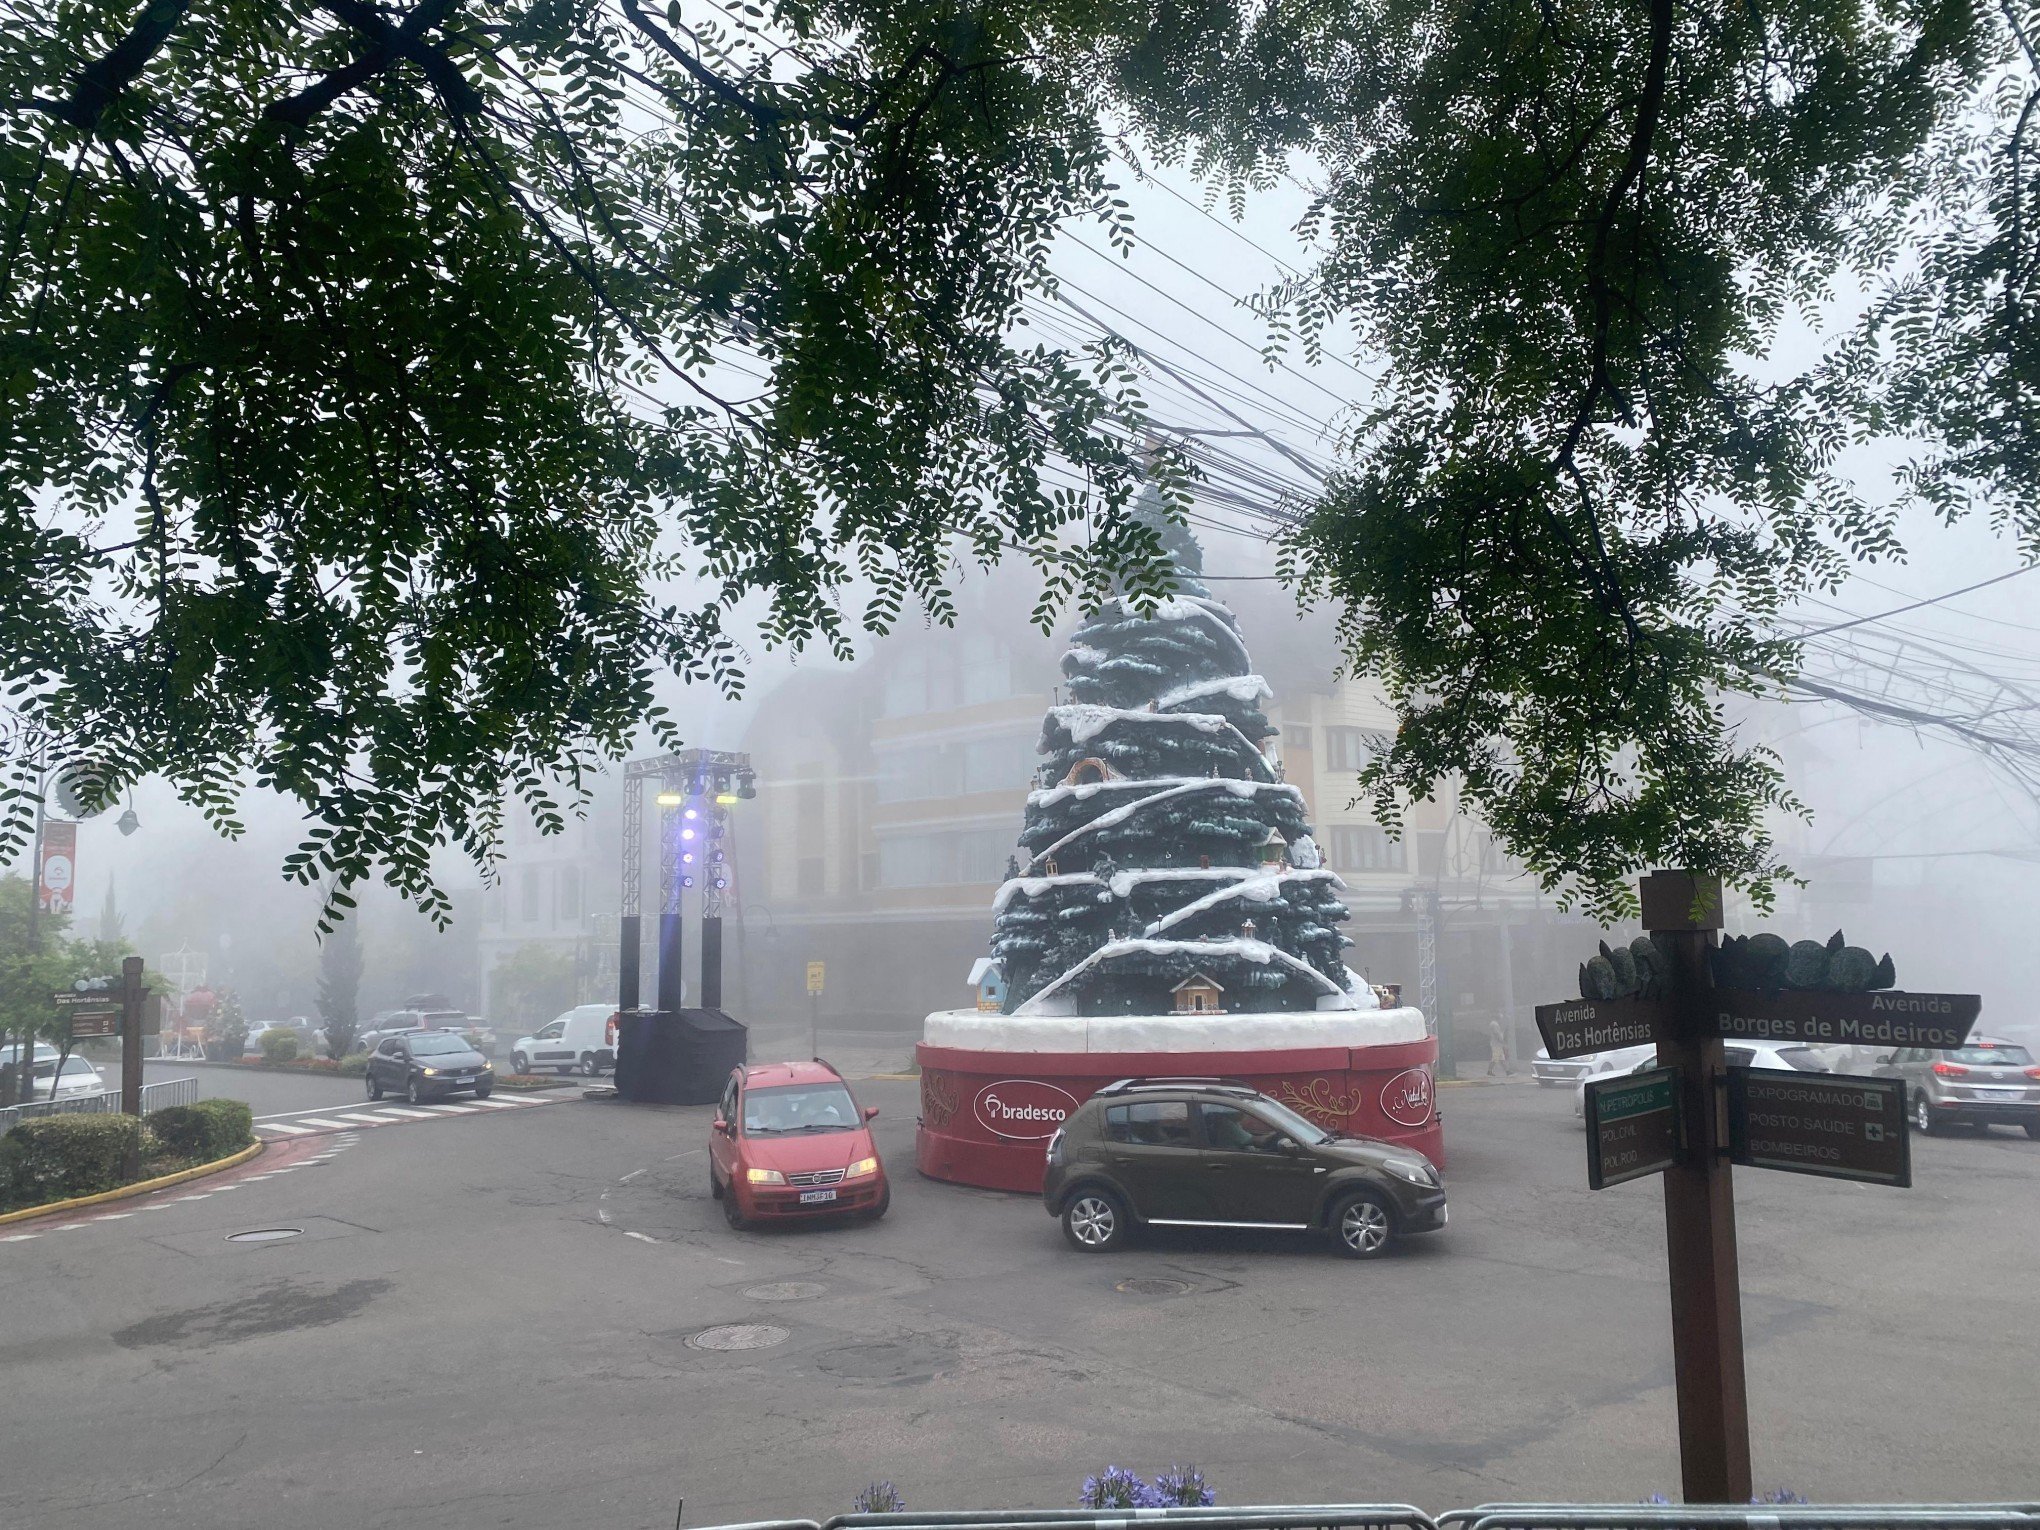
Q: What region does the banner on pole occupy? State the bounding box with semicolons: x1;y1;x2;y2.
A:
37;820;77;915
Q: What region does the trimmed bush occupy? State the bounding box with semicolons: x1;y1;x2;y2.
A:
338;1052;370;1077
260;1029;300;1063
0;1114;143;1205
146;1099;254;1161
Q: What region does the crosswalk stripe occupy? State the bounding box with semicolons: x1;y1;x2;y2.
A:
333;1113;393;1125
424;1104;477;1114
294;1117;356;1130
373;1107;437;1119
262;1122;317;1136
92;1213;134;1222
467;1097;523;1108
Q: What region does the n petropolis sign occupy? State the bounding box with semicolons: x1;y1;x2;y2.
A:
1584;1067;1682;1190
1725;1067;1910;1187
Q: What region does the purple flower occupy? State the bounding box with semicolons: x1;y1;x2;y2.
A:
1151;1466;1216;1507
1080;1467;1147;1509
853;1482;905;1514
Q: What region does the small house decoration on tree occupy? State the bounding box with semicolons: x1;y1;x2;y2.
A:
1172;972;1226;1014
1259;827;1288;867
968;957;1007;1014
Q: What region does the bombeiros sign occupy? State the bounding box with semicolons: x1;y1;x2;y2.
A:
973;1079;1079;1140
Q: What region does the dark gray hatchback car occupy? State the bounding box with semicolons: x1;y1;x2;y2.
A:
1041;1078;1447;1259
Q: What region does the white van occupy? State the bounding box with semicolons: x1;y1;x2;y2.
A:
511;1003;617;1076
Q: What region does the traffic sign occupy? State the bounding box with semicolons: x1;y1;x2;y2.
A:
1725;1067;1909;1187
54;988;120;1006
1584;1066;1682;1190
1707;989;1979;1052
68;1010;120;1038
1533;996;1670;1059
806;961;825;995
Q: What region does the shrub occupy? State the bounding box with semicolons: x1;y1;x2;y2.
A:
852;1484;905;1513
0;1114;142;1205
261;1029;300;1063
146;1099;254;1161
338;1052;370;1077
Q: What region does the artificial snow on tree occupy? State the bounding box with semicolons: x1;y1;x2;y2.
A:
989;500;1362;1017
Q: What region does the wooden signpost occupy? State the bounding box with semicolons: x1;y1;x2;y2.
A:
1534;870;1982;1503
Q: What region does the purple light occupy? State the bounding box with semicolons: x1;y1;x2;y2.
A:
681;852;694;864
680;828;695;841
683;807;699;821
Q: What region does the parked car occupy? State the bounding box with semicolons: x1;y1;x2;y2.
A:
707;1059;888;1228
1573;1041;1829;1122
1533;1043;1657;1088
357;1009;469;1055
243;1018;314;1057
28;1055;108;1101
512;1003;617;1077
1042;1077;1446;1259
364;1030;494;1104
1875;1036;2040;1137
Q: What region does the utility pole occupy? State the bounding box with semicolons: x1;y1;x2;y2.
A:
119;955;146;1179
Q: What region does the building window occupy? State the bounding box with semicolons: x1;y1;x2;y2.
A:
876;829;1019;887
959;632;1011;705
1325;727;1391;772
1282;724;1313;757
1328;824;1406;873
556;864;581;925
961;734;1034;795
519;871;542;923
797;856;825;897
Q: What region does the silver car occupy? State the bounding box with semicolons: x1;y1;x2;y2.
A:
1875;1036;2039;1138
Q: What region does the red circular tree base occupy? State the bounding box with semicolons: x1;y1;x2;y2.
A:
913;1036;1444;1194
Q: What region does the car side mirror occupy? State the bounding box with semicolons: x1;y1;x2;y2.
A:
863;1106;880;1122
712;1116;729;1134
1276;1136;1302;1156
1874;1053;1893;1066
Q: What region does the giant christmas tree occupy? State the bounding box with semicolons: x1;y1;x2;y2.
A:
989;508;1360;1018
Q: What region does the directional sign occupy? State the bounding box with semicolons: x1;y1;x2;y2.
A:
1584;1066;1683;1189
1533;996;1672;1060
67;1010;120;1038
1725;1067;1909;1187
53;988;121;1007
1707;989;1979;1052
806;961;825;995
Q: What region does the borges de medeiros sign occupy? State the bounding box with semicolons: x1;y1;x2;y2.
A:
1708;989;1981;1050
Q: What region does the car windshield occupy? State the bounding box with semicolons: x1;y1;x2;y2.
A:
1777;1048;1830;1072
409;1033;472;1056
1950;1042;2034;1067
744;1082;860;1133
1237;1094;1332;1145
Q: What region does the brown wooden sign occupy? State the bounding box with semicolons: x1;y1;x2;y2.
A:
1725;1067;1910;1187
1707;989;1980;1051
1533;996;1673;1059
1585;1066;1682;1189
67;1009;120;1038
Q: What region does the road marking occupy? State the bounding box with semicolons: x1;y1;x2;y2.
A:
619;1168;646;1183
262;1122;318;1136
1;1233;41;1242
333;1113;394;1125
375;1107;437;1119
468;1098;522;1109
423;1104;476;1114
597;1209;612;1224
293;1117;357;1130
91;1213;135;1222
172;1194;211;1202
624;1230;660;1244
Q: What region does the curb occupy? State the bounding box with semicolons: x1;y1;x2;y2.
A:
0;1140;265;1227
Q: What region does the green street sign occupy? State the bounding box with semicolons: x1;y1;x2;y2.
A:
1585;1066;1682;1190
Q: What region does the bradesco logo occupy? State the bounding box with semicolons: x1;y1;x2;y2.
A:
1380;1068;1434;1127
973;1079;1079;1141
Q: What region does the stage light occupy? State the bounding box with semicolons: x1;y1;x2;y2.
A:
681;874;695;888
683;806;699;821
709;849;726;865
655;789;683;807
712;875;728;890
681;852;694;865
680;828;695;841
714;791;740;805
734;767;757;800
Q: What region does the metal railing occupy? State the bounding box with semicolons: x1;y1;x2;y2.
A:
823;1512;1435;1530
0;1075;201;1135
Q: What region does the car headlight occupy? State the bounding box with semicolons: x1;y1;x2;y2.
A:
420;1068;439;1077
1382;1156;1436;1186
745;1168;785;1185
845;1157;880;1178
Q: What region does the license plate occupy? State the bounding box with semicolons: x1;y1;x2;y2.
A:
453;1075;474;1084
1974;1086;2022;1099
798;1189;838;1205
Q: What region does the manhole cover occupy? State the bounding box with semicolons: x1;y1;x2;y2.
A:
743;1281;828;1302
813;1337;956;1384
688;1324;789;1351
1115;1276;1193;1296
225;1228;304;1244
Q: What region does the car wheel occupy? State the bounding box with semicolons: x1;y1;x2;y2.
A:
366;1071;383;1101
722;1188;747;1230
511;1051;529;1075
709;1165;723;1200
408;1076;424;1106
473;1082;492;1100
2025;1122;2040;1140
1331;1190;1397;1260
867;1185;890;1222
1060;1188;1126;1251
580;1052;598;1077
1913;1092;1939;1135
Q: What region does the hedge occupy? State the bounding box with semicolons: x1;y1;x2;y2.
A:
260;1029;300;1063
0;1114;143;1204
146;1099;255;1161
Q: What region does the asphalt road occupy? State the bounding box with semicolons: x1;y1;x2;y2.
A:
2;1079;2036;1530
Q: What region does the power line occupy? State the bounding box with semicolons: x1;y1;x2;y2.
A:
1791;564;2040;638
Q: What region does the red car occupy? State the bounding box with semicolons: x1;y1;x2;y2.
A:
708;1060;889;1228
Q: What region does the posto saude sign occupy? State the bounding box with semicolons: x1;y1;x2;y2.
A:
973;1079;1079;1141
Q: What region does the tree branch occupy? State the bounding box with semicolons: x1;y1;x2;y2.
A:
265;0;469;127
24;0;192;129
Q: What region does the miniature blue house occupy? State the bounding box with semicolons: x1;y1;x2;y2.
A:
968;957;1007;1013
